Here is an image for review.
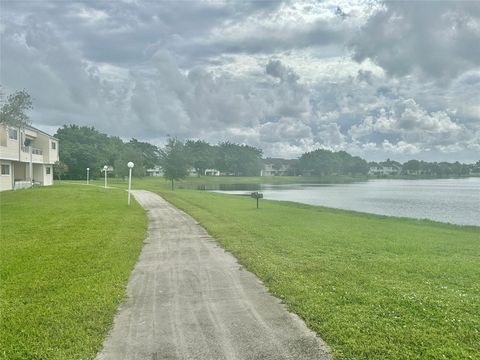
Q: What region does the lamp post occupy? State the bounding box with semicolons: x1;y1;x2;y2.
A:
86;168;90;185
103;165;108;188
127;162;134;205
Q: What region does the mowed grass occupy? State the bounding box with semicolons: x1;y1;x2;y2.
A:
153;188;480;359
0;184;147;360
72;177;480;358
83;174;366;191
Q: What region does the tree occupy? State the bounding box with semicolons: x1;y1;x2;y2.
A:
114;144;144;178
215;142;263;176
473;161;480;174
402;160;421;175
128;139;160;169
53;160;69;181
54;125;156;179
160;138;190;190
298;149;369;176
185;140;217;176
55;125;111;179
0;90;32;127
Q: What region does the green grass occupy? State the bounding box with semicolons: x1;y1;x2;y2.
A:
0;184;147;360
83;174;366;191
174;174;367;186
148;187;479;359
49;178;480;358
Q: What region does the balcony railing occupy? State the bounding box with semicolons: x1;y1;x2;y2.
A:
21;146;43;155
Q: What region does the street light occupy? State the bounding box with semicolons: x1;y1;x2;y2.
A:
127;162;134;205
86;168;90;185
103;165;108;188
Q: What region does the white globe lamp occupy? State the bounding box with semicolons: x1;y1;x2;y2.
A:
127;162;134;205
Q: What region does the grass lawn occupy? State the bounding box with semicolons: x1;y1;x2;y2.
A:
65;177;480;358
83;174;367;191
149;186;479;359
0;184;147;360
172;174;367;187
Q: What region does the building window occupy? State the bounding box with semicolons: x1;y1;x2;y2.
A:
1;164;10;175
8;128;18;140
51;141;56;150
46;167;51;175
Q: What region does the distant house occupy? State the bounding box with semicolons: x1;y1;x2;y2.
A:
204;168;220;176
368;164;402;176
403;169;421;176
261;158;296;176
146;166;163;176
0;124;59;191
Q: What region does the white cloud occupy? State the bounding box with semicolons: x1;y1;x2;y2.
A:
350;99;463;139
350;1;480;81
260;117;312;144
382;140;421;155
75;6;109;24
1;0;479;162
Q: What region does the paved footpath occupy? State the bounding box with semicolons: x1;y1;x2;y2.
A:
96;190;332;360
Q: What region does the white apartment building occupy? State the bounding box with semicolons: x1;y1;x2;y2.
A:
0;124;59;191
368;165;401;176
146;166;163;177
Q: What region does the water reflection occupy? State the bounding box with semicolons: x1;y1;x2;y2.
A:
208;178;480;226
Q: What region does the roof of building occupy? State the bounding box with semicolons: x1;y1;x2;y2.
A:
26;124;58;140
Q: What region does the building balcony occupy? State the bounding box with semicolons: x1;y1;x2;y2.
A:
19;147;46;163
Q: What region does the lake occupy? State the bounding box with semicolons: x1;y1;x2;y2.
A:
211;178;480;226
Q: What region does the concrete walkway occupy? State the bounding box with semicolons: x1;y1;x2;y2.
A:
96;190;332;360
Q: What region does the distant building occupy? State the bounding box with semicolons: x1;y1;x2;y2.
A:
368;165;402;176
0;124;59;191
403;169;421;176
261;158;296;176
205;168;220;176
146;166;163;176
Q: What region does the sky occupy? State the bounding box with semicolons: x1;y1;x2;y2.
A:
1;0;479;162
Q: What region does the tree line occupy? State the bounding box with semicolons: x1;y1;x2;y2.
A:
54;125;263;181
54;125;372;181
55;125;159;179
370;158;480;177
54;125;479;182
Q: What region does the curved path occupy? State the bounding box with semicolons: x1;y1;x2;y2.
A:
96;190;332;360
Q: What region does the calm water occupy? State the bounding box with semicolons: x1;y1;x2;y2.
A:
212;178;480;226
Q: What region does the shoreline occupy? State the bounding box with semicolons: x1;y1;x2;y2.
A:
210;191;480;228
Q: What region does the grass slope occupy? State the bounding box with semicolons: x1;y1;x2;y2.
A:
0;184;147;360
155;188;479;360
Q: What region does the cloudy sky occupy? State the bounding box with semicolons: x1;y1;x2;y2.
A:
1;0;479;162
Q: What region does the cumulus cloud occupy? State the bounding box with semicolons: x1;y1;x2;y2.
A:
266;60;300;83
350;1;480;81
378;99;461;134
348;97;478;160
382;140;421;155
1;0;479;162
